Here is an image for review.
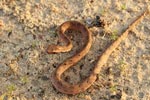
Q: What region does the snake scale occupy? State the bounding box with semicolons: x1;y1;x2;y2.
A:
47;9;148;95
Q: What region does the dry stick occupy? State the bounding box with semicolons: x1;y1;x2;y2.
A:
48;8;149;95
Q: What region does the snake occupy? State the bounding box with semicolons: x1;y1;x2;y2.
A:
47;9;148;95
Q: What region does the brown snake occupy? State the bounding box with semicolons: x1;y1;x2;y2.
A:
47;9;148;95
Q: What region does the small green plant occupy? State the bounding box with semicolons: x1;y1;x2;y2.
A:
21;76;29;84
116;59;129;76
77;93;85;98
117;59;127;72
100;9;105;15
121;4;127;10
110;30;118;40
110;85;117;92
7;84;16;93
100;8;109;16
31;41;37;48
0;93;7;100
1;84;16;99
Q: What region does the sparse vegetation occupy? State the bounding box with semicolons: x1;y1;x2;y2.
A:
110;30;118;40
110;85;117;92
31;41;37;48
21;76;29;84
0;84;17;99
7;84;16;94
121;4;127;10
0;93;7;100
77;93;85;98
100;8;108;16
117;59;127;72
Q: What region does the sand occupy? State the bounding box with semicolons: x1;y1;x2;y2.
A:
0;0;150;100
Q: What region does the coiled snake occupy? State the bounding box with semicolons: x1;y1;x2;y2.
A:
47;9;148;95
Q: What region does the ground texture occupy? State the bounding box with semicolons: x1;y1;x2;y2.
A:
0;0;150;100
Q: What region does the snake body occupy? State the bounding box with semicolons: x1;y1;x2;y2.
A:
47;9;148;95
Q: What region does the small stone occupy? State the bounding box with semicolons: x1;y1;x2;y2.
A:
138;92;144;98
86;17;93;25
124;86;134;96
41;75;49;81
26;34;34;41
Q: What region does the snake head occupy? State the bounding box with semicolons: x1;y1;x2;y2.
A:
47;45;59;54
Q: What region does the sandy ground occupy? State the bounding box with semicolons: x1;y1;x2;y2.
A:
0;0;150;100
